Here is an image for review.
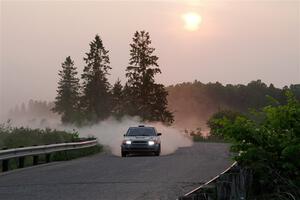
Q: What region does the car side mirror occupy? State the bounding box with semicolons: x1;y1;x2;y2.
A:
157;133;162;136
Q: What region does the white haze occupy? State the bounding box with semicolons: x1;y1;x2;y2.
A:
3;116;193;156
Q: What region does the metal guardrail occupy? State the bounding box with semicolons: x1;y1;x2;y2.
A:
0;139;98;172
180;161;238;198
0;139;98;160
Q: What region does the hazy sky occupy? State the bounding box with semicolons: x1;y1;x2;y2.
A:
1;0;299;115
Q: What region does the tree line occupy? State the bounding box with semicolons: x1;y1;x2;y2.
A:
167;80;300;128
8;78;299;128
7;100;57;122
52;31;174;125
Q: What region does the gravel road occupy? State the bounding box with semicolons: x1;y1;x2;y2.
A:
0;142;232;200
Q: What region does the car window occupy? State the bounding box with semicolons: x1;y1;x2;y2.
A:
126;127;156;136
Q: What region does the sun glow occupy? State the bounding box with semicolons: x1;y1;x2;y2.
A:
182;12;202;31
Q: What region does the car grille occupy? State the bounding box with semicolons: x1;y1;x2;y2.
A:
132;140;148;144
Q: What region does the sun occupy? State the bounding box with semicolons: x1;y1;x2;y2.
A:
182;12;202;31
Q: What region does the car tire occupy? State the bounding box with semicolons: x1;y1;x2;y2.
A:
155;147;160;156
155;145;161;156
121;151;127;157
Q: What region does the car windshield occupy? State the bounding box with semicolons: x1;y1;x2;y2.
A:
126;127;156;136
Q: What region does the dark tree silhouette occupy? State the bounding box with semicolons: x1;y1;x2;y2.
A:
125;31;174;124
111;79;124;120
52;56;80;123
80;35;112;122
167;80;300;128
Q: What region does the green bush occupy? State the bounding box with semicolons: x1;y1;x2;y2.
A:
207;109;241;137
0;124;80;149
210;91;300;199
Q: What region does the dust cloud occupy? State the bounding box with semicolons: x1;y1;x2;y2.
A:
1;115;193;156
70;117;192;156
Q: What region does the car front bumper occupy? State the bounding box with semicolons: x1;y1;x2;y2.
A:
121;143;160;153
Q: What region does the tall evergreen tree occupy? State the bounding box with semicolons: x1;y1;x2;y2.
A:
52;56;80;123
122;83;137;116
125;31;174;124
80;35;112;121
111;79;124;120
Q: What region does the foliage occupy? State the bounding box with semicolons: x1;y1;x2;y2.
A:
211;91;300;199
111;79;124;120
80;35;112;122
0;123;80;149
186;127;225;142
44;32;174;125
124;31;174;124
8;100;57;122
207;109;242;137
167;80;300;127
52;56;81;124
12;80;300;127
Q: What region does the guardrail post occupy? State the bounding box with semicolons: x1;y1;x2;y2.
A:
2;159;9;172
18;157;25;168
64;150;69;160
45;154;51;163
33;155;39;165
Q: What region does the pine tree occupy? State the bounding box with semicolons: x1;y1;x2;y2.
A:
111;79;124;120
122;83;137;116
80;35;112;121
52;56;80;124
125;31;174;124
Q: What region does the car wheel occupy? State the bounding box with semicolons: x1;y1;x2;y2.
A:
155;145;161;156
155;151;160;156
121;151;127;157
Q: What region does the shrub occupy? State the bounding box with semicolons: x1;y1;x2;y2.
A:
211;91;300;199
207;109;241;137
0;124;80;149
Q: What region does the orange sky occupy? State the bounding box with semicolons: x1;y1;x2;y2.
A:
0;0;299;116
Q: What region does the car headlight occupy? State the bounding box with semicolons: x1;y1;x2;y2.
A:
148;141;155;146
125;140;132;145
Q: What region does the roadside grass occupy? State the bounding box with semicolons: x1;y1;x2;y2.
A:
0;124;80;149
